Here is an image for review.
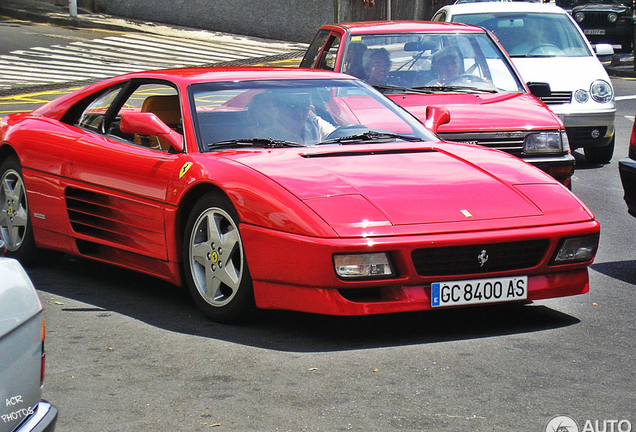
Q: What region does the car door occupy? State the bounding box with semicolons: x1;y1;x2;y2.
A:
300;29;343;71
62;80;183;261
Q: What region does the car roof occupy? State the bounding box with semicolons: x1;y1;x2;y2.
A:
31;67;357;119
439;2;570;14
327;20;485;34
105;67;355;86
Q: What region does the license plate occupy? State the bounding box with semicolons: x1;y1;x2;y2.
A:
431;276;527;307
584;29;605;35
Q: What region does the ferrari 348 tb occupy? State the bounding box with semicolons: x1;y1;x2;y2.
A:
0;68;599;322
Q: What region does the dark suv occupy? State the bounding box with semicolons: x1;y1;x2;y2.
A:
565;0;634;52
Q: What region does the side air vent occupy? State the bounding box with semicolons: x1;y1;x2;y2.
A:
65;187;167;260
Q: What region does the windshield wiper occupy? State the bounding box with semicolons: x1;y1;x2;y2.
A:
317;131;423;146
373;84;434;94
412;85;498;94
207;138;305;150
511;54;557;58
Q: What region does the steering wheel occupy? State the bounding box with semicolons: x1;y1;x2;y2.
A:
528;44;562;56
324;124;369;140
446;74;487;85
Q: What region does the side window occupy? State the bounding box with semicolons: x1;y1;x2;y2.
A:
317;35;341;71
432;11;446;22
113;83;181;151
300;29;331;68
77;86;123;133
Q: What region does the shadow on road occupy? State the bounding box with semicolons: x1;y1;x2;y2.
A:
591;259;636;285
27;256;580;353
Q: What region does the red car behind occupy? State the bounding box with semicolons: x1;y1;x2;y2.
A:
301;21;575;188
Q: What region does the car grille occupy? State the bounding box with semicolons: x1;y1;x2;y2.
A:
538;91;572;105
411;240;550;276
438;130;529;156
580;12;615;28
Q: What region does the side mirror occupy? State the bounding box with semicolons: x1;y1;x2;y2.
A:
424;106;451;133
120;112;183;152
527;82;552;99
594;43;614;56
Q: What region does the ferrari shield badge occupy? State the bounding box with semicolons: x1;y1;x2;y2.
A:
179;162;193;179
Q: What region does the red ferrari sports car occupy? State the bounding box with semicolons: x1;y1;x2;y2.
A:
0;67;599;323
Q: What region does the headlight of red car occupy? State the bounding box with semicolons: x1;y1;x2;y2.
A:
552;234;599;264
523;131;569;155
334;253;395;279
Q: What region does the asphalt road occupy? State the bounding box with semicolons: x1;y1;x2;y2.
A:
1;21;635;432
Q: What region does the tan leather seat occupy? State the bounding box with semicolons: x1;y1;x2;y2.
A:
135;95;181;150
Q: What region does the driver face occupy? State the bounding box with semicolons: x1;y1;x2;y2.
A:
436;54;462;79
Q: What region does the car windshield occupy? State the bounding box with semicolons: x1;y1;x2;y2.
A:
451;12;592;57
341;32;524;93
189;79;436;150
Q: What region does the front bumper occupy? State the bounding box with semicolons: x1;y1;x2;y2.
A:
584;25;633;45
242;220;599;316
619;156;636;217
554;109;616;149
14;401;57;432
253;269;591;315
523;153;576;188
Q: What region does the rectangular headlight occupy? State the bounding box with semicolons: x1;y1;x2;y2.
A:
523;132;564;155
552;234;599;264
334;253;395;279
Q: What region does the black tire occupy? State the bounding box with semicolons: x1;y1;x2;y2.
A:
182;192;255;323
621;37;632;53
0;156;38;263
584;135;615;165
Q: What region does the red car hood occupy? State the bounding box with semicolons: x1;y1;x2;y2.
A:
387;92;563;133
223;142;591;237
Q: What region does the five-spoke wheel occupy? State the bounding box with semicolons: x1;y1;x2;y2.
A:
0;156;36;261
183;193;254;323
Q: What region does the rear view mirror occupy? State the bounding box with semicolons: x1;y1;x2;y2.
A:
497;18;524;28
425;106;451;133
120;112;184;152
404;41;437;52
527;82;552;99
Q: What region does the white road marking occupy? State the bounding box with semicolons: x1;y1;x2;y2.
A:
0;32;305;89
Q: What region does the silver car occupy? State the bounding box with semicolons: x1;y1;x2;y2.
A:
0;241;58;432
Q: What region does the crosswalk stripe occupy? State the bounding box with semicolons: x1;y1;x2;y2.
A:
0;31;306;90
68;40;240;63
101;36;268;59
0;56;145;74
